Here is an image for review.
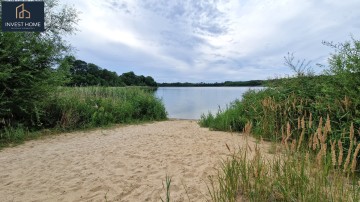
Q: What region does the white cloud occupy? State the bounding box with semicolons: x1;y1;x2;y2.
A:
63;0;360;82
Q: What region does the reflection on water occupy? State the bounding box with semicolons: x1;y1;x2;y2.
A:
155;87;263;120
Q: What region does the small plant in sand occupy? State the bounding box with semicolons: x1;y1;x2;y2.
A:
161;175;172;202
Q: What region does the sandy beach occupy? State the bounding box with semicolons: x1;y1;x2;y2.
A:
0;120;270;202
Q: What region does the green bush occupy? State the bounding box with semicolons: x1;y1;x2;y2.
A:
0;0;78;129
200;100;247;132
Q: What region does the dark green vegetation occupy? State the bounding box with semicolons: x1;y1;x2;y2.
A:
45;87;166;129
201;37;360;201
61;56;157;87
200;38;360;140
0;1;166;148
159;80;263;87
1;0;79;130
0;86;166;147
43;87;166;129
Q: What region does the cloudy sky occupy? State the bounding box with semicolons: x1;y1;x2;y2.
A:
63;0;360;83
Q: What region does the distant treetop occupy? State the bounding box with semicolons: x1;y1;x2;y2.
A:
60;56;157;87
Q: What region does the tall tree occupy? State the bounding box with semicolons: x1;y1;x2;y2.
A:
0;0;79;127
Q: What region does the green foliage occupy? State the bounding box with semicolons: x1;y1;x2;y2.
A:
63;57;157;87
0;126;28;145
199;101;247;132
200;37;360;176
0;32;55;127
0;0;78;129
0;0;159;140
203;38;360;202
200;37;360;141
66;58;125;87
120;71;157;87
0;86;167;147
323;37;360;106
42;87;167;130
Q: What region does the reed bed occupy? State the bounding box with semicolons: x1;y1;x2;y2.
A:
45;86;167;129
0;86;167;147
201;38;360;200
201;87;360;201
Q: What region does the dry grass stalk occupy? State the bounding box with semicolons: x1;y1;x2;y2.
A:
261;98;267;107
316;147;323;166
301;116;305;129
308;133;313;149
317;117;325;144
297;128;305;151
323;143;327;155
309;113;313;128
312;133;319;151
297;117;301;130
286;122;291;139
318;117;323;131
322;128;328;145
316;127;328;166
321;144;327;165
344;127;354;172
285;122;291;150
244;121;252;136
342;95;351;111
291;139;296;152
351;143;360;173
325;114;331;132
338;140;343;166
330;140;337;166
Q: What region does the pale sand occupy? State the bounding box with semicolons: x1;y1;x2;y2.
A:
0;120;271;202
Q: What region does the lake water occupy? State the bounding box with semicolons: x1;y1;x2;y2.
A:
155;87;264;120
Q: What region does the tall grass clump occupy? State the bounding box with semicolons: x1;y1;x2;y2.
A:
200;37;360;148
204;37;360;201
43;86;167;130
0;86;166;147
208;122;360;202
200;101;248;132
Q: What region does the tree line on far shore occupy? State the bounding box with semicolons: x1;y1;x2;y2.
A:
60;56;157;87
158;80;264;87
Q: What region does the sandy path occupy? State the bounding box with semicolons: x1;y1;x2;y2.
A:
0;120;270;202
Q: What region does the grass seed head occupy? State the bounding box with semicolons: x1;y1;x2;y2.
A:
351;143;360;173
338;140;343;167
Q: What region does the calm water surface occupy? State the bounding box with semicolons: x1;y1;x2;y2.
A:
155;87;263;120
